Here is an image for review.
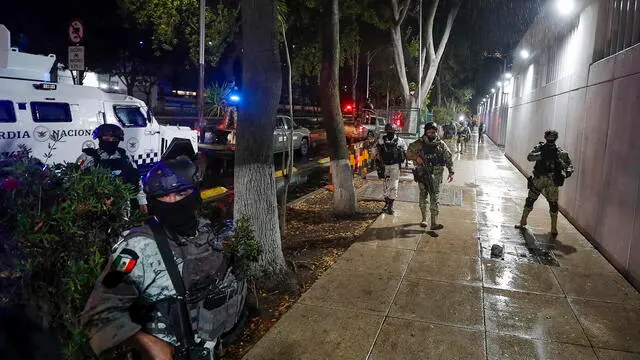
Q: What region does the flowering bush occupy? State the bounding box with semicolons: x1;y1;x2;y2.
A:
0;149;143;360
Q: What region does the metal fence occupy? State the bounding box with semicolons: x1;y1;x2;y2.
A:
381;108;432;136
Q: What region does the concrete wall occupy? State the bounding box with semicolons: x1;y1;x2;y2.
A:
500;2;640;288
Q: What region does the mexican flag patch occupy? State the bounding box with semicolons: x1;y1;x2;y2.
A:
111;249;139;274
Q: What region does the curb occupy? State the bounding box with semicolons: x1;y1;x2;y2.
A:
274;167;299;178
201;186;229;202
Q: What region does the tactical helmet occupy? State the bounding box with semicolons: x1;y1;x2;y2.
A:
92;124;124;141
544;129;559;139
424;122;438;132
143;156;199;198
384;123;396;133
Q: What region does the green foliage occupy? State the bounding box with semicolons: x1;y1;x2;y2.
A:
432;106;456;125
0;152;144;360
224;216;262;280
120;0;239;66
205;82;235;117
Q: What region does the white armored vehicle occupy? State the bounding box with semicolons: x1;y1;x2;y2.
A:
0;25;197;175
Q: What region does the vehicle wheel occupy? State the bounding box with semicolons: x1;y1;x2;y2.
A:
298;138;310;157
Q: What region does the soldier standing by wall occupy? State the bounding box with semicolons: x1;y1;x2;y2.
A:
406;122;455;229
377;123;407;215
516;130;574;235
478;122;485;144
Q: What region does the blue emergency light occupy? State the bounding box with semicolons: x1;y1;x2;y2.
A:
229;94;241;104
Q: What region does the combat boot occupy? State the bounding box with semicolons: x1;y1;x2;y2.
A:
382;197;390;213
420;210;428;228
550;213;558;236
387;199;395;215
431;214;444;230
515;208;532;230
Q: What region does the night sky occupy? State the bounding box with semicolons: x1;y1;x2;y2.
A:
0;0;543;104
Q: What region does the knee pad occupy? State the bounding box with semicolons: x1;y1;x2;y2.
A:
549;202;559;213
525;197;536;209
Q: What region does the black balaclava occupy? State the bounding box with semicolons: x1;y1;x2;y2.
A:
386;131;395;139
99;139;120;155
426;133;437;141
150;190;201;237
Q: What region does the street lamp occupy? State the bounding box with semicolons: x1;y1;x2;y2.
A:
520;49;530;59
197;0;206;143
556;0;575;16
365;46;390;100
504;72;513;80
491;88;496;93
459;115;465;121
497;81;502;87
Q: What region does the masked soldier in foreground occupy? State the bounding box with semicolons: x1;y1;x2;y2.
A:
81;156;246;360
516;130;573;235
406;122;455;229
77;124;148;214
377;123;407;214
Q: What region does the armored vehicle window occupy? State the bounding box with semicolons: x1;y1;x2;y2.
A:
30;102;72;123
114;105;147;128
0;101;16;123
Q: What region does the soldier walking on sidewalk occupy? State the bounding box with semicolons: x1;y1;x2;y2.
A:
516;130;574;235
377;123;407;215
406;122;454;229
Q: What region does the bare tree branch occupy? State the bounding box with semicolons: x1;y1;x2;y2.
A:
398;0;411;25
435;3;460;60
391;0;411;26
420;2;460;99
426;0;439;61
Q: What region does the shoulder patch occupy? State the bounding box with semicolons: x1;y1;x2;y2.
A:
111;248;139;274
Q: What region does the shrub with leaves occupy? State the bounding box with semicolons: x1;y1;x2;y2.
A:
0;151;144;360
223;215;262;280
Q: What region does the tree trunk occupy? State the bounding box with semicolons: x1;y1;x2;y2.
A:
279;22;295;234
389;0;459;132
237;0;296;292
436;75;442;107
321;0;357;216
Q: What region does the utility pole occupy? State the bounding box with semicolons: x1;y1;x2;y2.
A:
366;51;371;101
197;0;206;143
418;0;423;134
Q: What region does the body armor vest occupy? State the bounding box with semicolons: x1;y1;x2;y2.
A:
125;223;246;344
380;135;403;165
534;143;559;176
419;140;447;167
83;148;141;192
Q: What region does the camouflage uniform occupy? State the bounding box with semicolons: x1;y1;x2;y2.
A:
76;148;147;206
519;142;574;234
406;135;454;226
456;125;471;152
81;218;245;355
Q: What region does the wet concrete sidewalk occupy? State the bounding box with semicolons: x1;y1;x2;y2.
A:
244;135;640;360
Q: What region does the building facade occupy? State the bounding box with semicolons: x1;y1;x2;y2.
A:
480;0;640;288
